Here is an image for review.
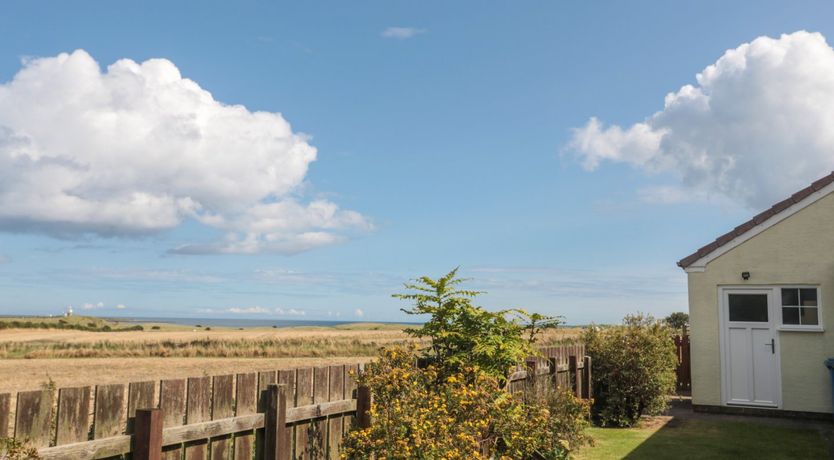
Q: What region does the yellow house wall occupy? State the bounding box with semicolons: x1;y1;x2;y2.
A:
688;192;834;413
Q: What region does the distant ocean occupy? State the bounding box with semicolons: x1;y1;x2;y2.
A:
102;316;418;328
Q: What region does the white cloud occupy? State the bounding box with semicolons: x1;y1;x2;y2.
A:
227;306;271;314
275;307;306;316
0;50;370;253
225;306;306;316
354;308;364;317
569;31;834;209
115;304;127;310
381;27;425;40
81;301;105;310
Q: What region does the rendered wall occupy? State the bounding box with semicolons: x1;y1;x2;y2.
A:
688;192;834;413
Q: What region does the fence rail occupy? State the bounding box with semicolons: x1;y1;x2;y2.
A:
1;344;589;459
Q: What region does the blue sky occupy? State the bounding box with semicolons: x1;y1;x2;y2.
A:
1;1;833;323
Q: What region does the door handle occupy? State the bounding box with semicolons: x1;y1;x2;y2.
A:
765;338;775;354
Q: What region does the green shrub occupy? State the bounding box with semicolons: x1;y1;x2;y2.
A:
394;268;560;383
345;270;586;459
583;314;677;427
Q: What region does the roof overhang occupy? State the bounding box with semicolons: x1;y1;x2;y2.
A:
678;172;834;272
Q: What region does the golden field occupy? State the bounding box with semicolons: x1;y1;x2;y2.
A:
0;316;583;394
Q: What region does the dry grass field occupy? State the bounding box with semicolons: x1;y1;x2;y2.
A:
0;316;584;394
0;356;371;394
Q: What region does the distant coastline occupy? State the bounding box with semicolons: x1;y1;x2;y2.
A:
0;314;420;329
108;316;422;328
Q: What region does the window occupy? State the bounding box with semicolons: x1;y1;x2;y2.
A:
728;293;769;322
781;287;820;327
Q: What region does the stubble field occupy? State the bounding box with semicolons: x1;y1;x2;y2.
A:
0;317;582;393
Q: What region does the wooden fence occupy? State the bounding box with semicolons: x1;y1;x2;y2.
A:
0;344;590;459
674;334;691;392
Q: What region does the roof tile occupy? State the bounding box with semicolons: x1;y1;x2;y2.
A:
678;171;834;268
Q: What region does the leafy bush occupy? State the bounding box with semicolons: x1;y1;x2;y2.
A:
394;268;560;383
583;314;677;427
520;378;592;454
342;346;589;459
344;270;587;459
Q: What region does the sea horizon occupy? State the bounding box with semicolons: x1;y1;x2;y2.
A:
0;314;421;329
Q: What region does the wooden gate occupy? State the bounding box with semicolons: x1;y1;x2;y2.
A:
674;334;691;393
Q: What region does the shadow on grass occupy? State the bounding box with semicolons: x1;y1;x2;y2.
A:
621;417;829;460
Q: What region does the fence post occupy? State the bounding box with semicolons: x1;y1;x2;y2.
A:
356;385;372;429
133;408;162;460
582;356;592;400
568;355;580;397
264;383;289;460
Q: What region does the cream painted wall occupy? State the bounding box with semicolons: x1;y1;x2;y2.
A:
688;192;834;414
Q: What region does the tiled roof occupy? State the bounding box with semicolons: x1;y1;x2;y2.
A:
677;171;834;269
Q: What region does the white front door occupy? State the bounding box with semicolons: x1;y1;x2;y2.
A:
720;289;781;407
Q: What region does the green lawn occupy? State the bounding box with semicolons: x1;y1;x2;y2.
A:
574;417;830;459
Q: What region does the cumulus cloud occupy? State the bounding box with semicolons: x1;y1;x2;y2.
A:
115;304;127;310
569;31;834;209
354;308;364;317
381;27;425;40
0;50;370;253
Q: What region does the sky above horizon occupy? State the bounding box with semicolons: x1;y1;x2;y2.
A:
2;2;834;324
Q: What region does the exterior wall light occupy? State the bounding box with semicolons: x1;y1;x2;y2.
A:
742;271;750;280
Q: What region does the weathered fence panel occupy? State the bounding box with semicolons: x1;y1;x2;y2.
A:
294;367;314;459
0;393;9;438
14;389;53;447
233;372;257;460
327;365;345;460
185;376;211;459
277;369;296;459
255;371;276;458
343;364;359;436
210;374;234;460
95;384;126;443
56;386;91;445
7;343;589;460
160;379;186;460
128;381;156;434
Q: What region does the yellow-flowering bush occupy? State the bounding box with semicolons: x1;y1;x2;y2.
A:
342;346;589;459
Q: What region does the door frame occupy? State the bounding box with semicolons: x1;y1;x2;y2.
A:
718;286;783;408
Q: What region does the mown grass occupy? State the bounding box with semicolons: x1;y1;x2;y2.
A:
575;417;830;459
0;337;420;359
